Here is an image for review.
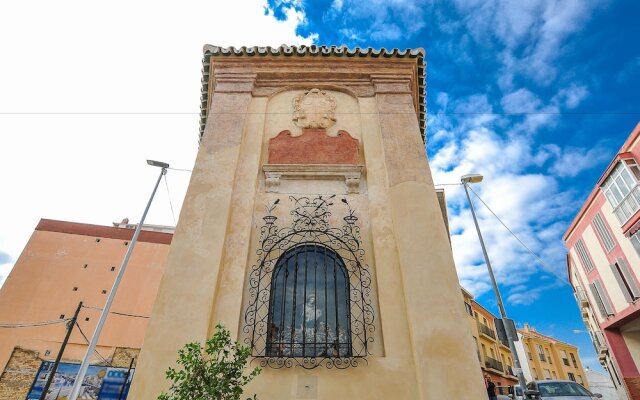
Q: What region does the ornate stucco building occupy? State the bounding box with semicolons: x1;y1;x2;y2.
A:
130;45;487;400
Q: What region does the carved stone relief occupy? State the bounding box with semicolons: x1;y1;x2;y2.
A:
293;88;337;129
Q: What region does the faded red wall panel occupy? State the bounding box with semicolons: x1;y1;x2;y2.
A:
268;129;359;165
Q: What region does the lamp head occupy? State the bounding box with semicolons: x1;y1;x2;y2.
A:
147;160;170;169
461;173;484;184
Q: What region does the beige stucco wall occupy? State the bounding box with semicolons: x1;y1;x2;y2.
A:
130;57;486;400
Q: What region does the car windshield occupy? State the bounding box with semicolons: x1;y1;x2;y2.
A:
538;382;591;397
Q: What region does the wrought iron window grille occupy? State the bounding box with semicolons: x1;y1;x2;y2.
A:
243;195;375;369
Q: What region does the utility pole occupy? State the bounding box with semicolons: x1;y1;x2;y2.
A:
118;357;135;400
69;160;168;400
461;175;528;393
40;301;83;400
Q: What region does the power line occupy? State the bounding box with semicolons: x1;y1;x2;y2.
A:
81;305;149;319
466;184;571;286
75;322;112;366
164;174;177;226
0;318;71;328
167;167;192;172
0;111;638;116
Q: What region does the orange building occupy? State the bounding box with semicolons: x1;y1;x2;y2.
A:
462;288;519;394
0;219;172;398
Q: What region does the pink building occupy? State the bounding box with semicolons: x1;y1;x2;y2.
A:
564;122;640;400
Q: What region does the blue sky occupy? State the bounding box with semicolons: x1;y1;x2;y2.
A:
0;0;638;375
264;0;640;370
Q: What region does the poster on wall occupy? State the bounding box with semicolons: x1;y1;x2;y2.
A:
26;361;134;400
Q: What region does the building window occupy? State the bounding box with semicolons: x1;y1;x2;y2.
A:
111;266;116;272
101;289;107;294
536;344;546;362
630;231;640;256
589;280;615;317
611;258;640;302
593;213;616;252
546;349;552;364
59;314;65;319
552;371;557;379
575;239;595;273
577;375;583;384
568;372;576;381
72;287;78;291
570;353;577;368
543;369;551;380
602;160;640;224
609;360;622;386
532;368;538;379
267;244;351;358
244;195;374;369
561;350;569;366
464;302;473;316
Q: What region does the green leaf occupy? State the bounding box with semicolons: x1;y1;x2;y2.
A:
157;324;261;400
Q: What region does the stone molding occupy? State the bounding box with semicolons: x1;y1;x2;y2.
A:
371;75;413;94
212;71;257;93
263;164;364;194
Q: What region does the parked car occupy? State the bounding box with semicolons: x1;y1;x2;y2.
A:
524;380;602;399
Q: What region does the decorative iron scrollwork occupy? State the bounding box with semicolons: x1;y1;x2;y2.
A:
243;195;374;369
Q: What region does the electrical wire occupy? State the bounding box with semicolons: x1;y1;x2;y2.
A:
0;111;639;116
466;184;571;286
81;305;149;319
167;167;192;172
163;174;177;226
75;322;112;367
0;318;71;328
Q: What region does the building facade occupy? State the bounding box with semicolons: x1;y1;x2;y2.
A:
462;289;519;393
564;122;640;400
517;325;588;386
0;219;172;398
130;45;488;400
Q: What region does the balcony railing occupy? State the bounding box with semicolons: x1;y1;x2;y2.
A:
613;184;640;224
506;365;516;376
478;322;496;340
485;356;504;372
575;287;589;308
593;331;608;355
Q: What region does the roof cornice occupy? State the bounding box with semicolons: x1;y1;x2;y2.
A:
199;44;426;142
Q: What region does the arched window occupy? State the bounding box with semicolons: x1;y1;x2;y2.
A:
267;244;351;358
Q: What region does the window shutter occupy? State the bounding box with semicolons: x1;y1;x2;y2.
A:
593;280;615;316
618;258;640;299
589;283;607;317
611;263;633;302
631;232;640;256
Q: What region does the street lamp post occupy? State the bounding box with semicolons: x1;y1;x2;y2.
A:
69;160;169;400
461;173;528;393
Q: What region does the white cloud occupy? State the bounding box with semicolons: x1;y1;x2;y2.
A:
429;92;594;303
549;146;611;178
553;84;589;109
452;0;603;88
0;0;317;287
